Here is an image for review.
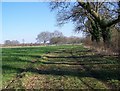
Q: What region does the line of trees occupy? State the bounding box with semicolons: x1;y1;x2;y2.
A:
36;30;82;45
50;36;82;45
3;30;82;46
36;30;63;44
4;40;20;45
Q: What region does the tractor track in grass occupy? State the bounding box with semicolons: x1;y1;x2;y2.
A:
3;46;119;89
69;49;116;89
44;49;112;89
44;52;86;88
79;64;111;89
72;57;110;89
73;50;120;89
4;59;38;89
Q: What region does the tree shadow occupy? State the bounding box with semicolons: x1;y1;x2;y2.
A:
90;69;120;80
51;48;91;54
2;47;120;89
45;54;103;58
41;48;120;81
2;65;25;74
2;56;33;63
38;61;120;80
2;57;120;82
38;61;117;66
26;67;91;77
2;52;41;59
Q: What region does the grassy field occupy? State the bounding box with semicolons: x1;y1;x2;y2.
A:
2;45;120;89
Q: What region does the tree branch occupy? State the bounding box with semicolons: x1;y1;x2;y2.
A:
77;1;101;22
106;17;120;27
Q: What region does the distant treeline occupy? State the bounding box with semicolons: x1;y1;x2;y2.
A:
3;31;83;46
2;43;46;47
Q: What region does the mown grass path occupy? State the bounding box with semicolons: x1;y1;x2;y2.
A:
2;45;120;89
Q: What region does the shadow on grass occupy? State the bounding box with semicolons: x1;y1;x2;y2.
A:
2;56;33;63
45;55;103;58
27;67;91;77
53;49;95;54
37;61;118;66
36;63;120;81
2;47;120;86
27;64;119;81
40;49;120;81
91;69;120;80
2;60;120;81
2;53;41;59
2;65;25;74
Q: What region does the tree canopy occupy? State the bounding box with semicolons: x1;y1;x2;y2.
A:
36;30;63;44
4;40;20;45
50;1;120;46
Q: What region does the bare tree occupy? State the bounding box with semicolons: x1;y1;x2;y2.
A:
4;40;20;45
4;40;11;45
50;1;120;47
36;30;64;44
36;31;52;44
50;36;81;44
52;30;64;38
68;36;81;44
50;37;67;44
11;40;20;45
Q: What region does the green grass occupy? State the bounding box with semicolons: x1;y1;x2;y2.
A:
2;44;120;89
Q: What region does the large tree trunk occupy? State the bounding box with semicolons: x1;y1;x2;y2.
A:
101;28;111;48
118;31;120;59
43;41;46;44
